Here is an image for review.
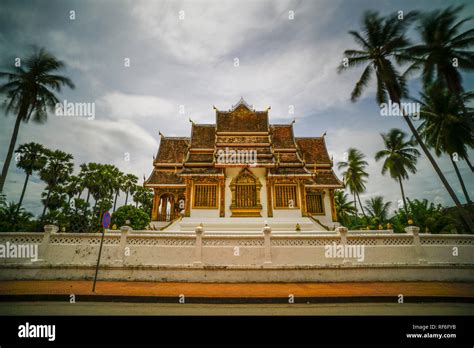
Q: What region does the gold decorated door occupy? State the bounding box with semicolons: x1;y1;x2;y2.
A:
230;168;262;217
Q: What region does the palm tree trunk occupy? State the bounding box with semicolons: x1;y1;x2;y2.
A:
41;188;52;221
465;157;474;173
125;191;129;205
0;104;28;192
398;177;409;218
356;192;366;217
16;173;30;213
113;191;119;212
86;190;91;204
396;100;474;232
451;156;471;204
353;193;358;214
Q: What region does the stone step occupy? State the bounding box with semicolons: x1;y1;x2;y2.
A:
168;217;324;232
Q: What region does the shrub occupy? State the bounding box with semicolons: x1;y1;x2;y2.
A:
111;205;150;230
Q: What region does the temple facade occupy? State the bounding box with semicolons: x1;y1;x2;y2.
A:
145;99;343;229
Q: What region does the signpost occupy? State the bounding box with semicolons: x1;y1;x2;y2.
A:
92;211;111;292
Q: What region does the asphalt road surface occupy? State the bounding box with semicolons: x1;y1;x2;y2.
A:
1;301;472;316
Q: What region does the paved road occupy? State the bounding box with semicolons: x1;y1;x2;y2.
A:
1;301;472;316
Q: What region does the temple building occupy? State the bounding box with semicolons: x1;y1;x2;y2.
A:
145;99;343;231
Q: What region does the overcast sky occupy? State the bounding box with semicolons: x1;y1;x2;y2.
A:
0;0;473;216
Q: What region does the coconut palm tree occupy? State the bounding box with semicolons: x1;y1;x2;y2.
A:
404;6;474;131
39;150;74;220
0;48;74;192
415;83;473;203
15;142;47;212
122;174;138;205
337;148;369;217
365;196;392;225
375;129;420;216
339;10;474;231
334;190;357;226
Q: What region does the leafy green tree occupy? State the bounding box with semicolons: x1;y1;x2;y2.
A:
337;148;369;217
15;142;47;212
392;199;457;233
133;185;153;214
339;10;474;231
416;83;473;203
0;202;33;232
0;48;74;192
375;129;420;216
39;150;73;220
122;174;138;205
63;175;81;206
111;205;150;230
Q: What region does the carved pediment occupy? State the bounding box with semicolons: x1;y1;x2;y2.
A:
230;168;262;187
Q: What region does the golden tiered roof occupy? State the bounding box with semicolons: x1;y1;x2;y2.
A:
145;99;343;188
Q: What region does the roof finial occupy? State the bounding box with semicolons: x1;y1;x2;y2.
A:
189;118;195;125
291;118;296;125
322;131;327;137
213;105;218;111
266;106;271;111
159;131;164;138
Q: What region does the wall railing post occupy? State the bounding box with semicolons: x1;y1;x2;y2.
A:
194;224;204;267
263;223;272;267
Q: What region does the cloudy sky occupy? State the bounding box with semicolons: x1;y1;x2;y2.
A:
0;0;473;216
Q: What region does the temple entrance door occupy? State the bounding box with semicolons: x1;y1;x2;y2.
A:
230;168;262;217
158;193;175;221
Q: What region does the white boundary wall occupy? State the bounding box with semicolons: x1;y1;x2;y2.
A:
0;225;473;282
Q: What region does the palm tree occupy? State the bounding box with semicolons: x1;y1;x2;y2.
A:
111;169;124;213
122;174;138;205
334;190;357;226
375;129;420;216
15;142;47;212
78;163;99;205
0;202;33;232
404;6;474;132
337;148;369;217
339;10;474;231
415;83;473;203
39;150;74;220
64;175;81;206
0;48;74;192
365;196;392;225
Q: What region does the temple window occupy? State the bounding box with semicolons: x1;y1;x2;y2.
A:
274;184;298;208
193;184;218;208
306;192;324;214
